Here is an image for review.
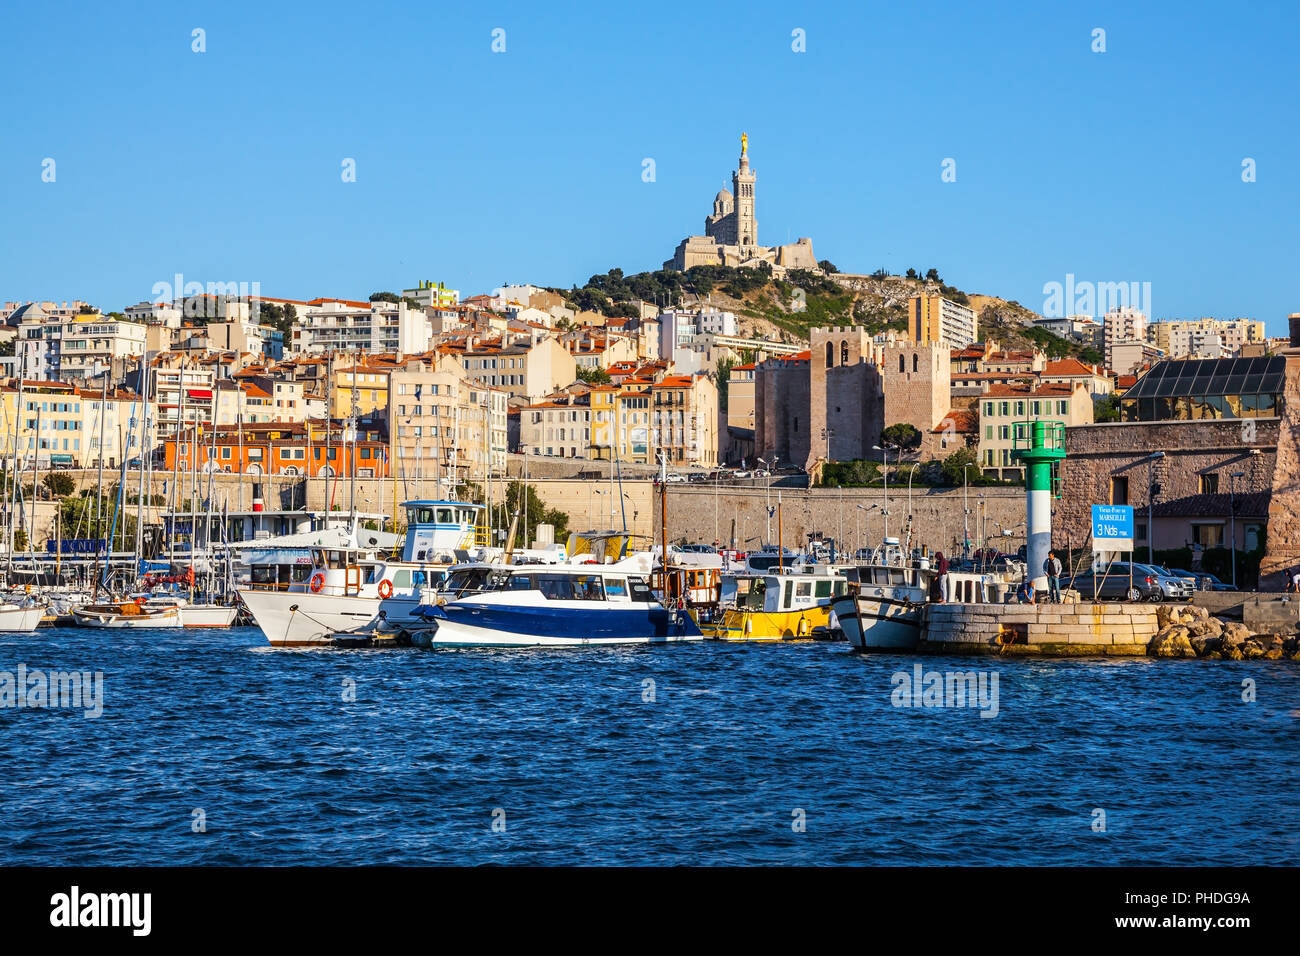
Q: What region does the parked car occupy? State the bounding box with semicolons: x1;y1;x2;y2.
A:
732;470;751;479
664;473;686;483
680;543;717;554
752;469;770;477
687;472;707;483
1068;562;1194;602
1164;568;1238;592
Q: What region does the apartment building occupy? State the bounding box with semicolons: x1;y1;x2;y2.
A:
1146;318;1267;359
389;360;508;478
459;336;576;402
978;381;1094;479
651;373;719;468
907;293;978;351
292;299;430;355
161;422;390;478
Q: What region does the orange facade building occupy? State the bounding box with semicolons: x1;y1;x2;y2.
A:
161;422;389;478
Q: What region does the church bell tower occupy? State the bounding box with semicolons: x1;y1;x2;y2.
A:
733;133;757;247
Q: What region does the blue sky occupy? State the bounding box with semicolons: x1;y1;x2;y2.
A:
2;0;1297;332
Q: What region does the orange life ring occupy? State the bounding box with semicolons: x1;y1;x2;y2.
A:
378;579;394;599
309;573;325;593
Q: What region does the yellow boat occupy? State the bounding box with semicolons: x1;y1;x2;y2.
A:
704;569;848;641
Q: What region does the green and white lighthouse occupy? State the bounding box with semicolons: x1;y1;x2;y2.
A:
1010;421;1065;589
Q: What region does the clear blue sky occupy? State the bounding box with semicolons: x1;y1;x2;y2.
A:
2;0;1297;332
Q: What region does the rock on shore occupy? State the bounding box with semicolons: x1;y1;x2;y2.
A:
1148;605;1300;660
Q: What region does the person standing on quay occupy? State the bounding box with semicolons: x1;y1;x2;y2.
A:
1044;550;1063;604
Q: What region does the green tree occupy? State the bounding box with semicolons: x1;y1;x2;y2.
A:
1093;394;1120;422
576;366;612;385
369;291;400;304
939;446;980;487
467;481;571;548
818;259;839;274
715;356;737;411
44;472;75;497
881;423;922;451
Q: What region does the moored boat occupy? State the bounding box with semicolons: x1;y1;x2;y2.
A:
72;599;182;628
414;553;702;648
0;603;46;633
705;566;848;641
832;541;933;651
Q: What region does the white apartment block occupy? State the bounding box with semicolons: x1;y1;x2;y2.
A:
16;312;148;382
292;300;430;356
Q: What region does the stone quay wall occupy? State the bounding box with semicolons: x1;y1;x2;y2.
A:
921;602;1161;656
656;484;1025;552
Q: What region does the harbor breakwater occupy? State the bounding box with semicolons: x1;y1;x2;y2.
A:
921;601;1300;660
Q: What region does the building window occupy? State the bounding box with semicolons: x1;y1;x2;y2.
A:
898;354;905;373
841;341;849;365
1193;524;1223;549
825;342;834;368
1200;473;1219;495
912;353;918;373
1111;476;1129;505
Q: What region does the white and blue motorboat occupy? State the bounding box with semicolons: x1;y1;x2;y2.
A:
413;553;703;648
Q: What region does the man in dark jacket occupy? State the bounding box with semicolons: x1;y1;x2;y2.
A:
1044;551;1063;604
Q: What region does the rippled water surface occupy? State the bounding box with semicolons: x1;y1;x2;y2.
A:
2;626;1297;865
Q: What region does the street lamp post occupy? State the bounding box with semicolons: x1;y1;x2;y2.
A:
873;443;898;542
757;457;770;544
962;462;976;558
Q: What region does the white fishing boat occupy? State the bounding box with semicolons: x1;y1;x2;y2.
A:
71;599;183;628
830;539;934;651
138;594;239;627
0;603;46;633
413;552;703;648
238;500;493;647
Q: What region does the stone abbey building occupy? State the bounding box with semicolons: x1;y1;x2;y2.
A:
664;134;819;276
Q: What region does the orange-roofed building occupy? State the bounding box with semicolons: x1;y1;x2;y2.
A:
162;421;390;479
651;372;719;468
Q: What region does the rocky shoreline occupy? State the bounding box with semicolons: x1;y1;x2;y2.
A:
1147;604;1300;660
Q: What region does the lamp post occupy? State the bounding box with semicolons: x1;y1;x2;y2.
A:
856;503;877;556
1146;451;1165;564
1229;470;1245;589
905;462;917;552
757;457;770;543
962;462;976;559
873;444;897;542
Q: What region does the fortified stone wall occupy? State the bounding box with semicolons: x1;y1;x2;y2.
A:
1260;353;1300;588
1058;418;1278;550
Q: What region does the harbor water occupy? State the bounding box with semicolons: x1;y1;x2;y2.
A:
2;626;1297;866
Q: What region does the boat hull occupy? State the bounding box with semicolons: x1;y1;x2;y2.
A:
0;606;46;633
705;605;835;642
177;605;240;627
424;601;702;648
238;588;383;646
831;595;922;650
71;606;182;628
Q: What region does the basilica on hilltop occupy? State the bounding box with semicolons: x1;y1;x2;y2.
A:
663;134;819;275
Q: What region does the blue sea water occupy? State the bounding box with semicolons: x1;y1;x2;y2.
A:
1;626;1297;866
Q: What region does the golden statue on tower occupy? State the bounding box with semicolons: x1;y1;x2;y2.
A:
741;132;748;156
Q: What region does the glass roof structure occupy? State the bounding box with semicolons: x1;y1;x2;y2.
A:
1120;356;1285;422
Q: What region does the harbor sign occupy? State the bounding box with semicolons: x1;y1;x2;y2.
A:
1091;504;1134;552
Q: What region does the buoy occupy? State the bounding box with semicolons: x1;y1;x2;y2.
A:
309;573;325;593
378;579;394;599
